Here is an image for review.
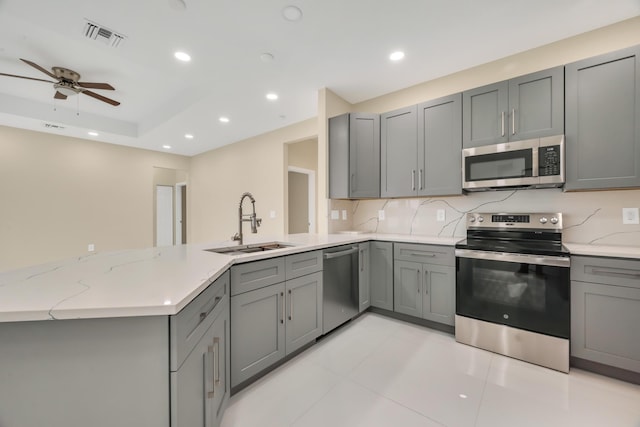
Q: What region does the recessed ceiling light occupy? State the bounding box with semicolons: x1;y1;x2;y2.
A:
184;133;194;139
88;131;99;136
389;51;405;61
162;145;172;149
266;93;278;101
219;116;230;123
174;51;191;62
459;394;468;399
282;5;303;21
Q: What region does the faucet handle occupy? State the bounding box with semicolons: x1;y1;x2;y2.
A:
232;233;240;241
256;218;262;227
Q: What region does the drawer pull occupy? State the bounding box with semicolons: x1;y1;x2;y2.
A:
411;252;436;257
199;296;222;322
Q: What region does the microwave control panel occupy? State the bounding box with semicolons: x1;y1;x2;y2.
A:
539;145;561;176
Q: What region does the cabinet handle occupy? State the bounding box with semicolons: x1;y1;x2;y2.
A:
199;296;222;323
280;292;285;324
424;270;429;295
412;170;416;191
511;108;516;135
206;344;215;399
419;169;423;191
350;173;355;192
213;337;220;387
501;111;505;137
360;249;364;272
417;269;420;293
288;289;293;321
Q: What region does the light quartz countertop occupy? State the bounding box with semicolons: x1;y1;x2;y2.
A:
0;233;636;323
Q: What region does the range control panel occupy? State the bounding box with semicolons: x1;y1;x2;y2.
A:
467;212;563;230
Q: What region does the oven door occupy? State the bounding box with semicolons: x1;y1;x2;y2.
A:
462;140;538;190
455;249;570;338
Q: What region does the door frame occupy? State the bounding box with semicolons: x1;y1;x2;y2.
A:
175;182;187;245
287;166;316;233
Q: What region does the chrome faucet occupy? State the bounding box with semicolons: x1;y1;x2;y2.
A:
232;192;262;245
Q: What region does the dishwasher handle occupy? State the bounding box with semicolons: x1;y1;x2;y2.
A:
323;246;359;260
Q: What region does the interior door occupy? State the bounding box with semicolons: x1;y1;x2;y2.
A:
156;185;173;247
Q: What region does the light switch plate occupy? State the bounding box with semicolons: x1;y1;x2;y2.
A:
622;207;639;224
436;209;446;222
269;210;276;219
331;210;339;220
342;210;347;220
88;244;95;252
378;210;385;221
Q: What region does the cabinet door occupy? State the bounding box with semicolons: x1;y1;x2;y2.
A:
171;307;227;427
508;66;564;141
393;260;423;317
230;282;285;387
350;113;381;198
370;241;393;310
565;45;640;190
285;272;323;355
417;93;462;196
359;242;371;312
381;105;418;197
422;264;455;326
463;81;509;147
571;280;640;373
329;113;350;199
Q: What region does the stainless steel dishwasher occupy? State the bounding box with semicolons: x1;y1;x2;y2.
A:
322;244;360;334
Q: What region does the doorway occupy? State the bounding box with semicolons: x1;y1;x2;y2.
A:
156;185;174;246
175;182;187;244
288;166;315;234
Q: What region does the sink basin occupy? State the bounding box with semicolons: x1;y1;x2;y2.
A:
205;242;293;255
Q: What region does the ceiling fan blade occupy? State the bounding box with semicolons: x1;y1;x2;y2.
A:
54;91;67;100
77;82;115;90
81;90;120;106
0;72;54;83
20;58;56;79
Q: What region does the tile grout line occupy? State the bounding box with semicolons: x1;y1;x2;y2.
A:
472;354;494;427
286;376;343;427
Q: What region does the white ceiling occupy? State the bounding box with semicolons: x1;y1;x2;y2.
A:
0;0;639;156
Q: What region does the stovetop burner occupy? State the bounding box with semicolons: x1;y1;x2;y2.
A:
455;212;569;257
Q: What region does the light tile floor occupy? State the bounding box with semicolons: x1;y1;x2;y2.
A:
221;313;640;427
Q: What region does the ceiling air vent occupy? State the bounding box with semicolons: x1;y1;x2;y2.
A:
83;19;126;48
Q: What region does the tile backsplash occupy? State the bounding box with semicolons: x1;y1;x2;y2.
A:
330;188;640;246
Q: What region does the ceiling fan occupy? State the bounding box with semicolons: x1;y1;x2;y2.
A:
0;58;120;106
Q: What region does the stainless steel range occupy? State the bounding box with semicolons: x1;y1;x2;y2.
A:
455;213;570;372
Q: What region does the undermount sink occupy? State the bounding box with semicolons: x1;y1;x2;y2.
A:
205;242;293;255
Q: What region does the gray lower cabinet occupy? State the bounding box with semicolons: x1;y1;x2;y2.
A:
370;241;394;310
393;243;455;326
463;66;564;148
359;242;371;311
230;254;323;388
329;112;380;199
571;256;640;373
565;45;640;190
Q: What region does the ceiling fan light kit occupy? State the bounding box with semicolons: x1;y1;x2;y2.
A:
0;58;120;106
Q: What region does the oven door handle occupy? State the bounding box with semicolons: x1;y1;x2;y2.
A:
455;249;570;268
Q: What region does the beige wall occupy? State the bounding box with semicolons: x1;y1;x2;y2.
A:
189;118;317;244
0;125;190;272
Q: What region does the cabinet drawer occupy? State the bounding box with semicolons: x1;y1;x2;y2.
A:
571;256;640;289
170;271;229;371
394;242;454;266
285;250;322;280
231;257;285;296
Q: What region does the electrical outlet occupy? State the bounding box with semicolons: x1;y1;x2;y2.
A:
331;210;339;220
88;244;95;252
342;210;347;220
378;210;385;221
622;207;639;224
436;209;446;222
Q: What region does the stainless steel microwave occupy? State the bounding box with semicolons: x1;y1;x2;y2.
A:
462;135;565;191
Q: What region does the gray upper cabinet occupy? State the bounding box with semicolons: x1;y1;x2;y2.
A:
329;113;380;199
417;93;463;196
370;241;394;310
565;46;640;190
381;106;418;198
463;67;564;148
381;94;462;198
